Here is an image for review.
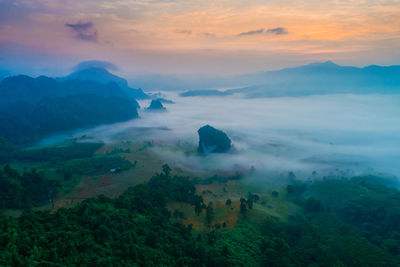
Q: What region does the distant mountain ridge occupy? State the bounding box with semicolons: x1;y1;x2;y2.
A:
181;61;400;98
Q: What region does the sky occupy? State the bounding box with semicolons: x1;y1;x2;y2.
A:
0;0;400;76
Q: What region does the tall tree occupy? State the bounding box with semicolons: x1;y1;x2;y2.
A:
206;202;214;226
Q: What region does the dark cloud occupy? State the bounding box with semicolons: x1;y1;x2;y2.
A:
73;60;118;71
239;28;264;36
176;30;192;35
65;21;98;42
266;27;288;35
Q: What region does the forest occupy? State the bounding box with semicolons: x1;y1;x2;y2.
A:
1;165;399;266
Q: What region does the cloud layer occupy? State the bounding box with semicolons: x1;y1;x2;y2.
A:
60;93;400;178
73;60;118;71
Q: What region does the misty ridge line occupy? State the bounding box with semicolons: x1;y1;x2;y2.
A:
123;60;400;93
2;59;400;96
2;59;400;179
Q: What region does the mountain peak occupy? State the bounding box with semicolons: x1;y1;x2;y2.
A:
65;66;129;89
308;60;339;68
62;65;150;99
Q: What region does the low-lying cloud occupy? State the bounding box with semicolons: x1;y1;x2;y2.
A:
66;21;98;42
73;60;118;71
60;93;400;179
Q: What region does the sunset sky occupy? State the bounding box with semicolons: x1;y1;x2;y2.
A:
0;0;400;76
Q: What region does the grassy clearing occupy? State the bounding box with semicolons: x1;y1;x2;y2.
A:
3;137;299;227
165;175;300;232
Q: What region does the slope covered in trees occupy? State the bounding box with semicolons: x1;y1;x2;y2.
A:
0;94;139;144
0;165;56;209
0;74;142;145
1;168;399;266
0;75;139;107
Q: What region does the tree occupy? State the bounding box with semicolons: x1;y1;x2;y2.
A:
206;202;214;226
303;198;323;213
162;164;171;177
195;202;203;216
286;185;294;194
247;198;253;209
240;198;247;215
194;195;204;216
288;171;296;180
173;210;184;219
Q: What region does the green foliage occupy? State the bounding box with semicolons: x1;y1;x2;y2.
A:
195;173;242;185
247;198;253;209
206;202;214;226
258;215;398;266
303;197;323;213
290;176;400;258
1;171;400;266
0;94;138;144
194;195;204;215
286;183;307;195
240;198;247;215
57;155;132;176
0;170;202;266
16;141;103;163
162;164;171;177
0;137;15;163
0;165;57;209
271;190;279;198
202;225;262;266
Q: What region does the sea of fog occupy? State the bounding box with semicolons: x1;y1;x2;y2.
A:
51;93;400;179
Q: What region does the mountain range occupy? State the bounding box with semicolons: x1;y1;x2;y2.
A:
0;66;146;144
229;61;400;97
175;61;400;97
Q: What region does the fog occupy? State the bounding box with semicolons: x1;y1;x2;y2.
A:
62;93;400;179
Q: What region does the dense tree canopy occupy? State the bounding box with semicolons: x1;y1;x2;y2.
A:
1;170;399;266
0;165;56;209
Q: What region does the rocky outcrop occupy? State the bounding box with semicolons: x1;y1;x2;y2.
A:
146;99;167;111
197;125;231;154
